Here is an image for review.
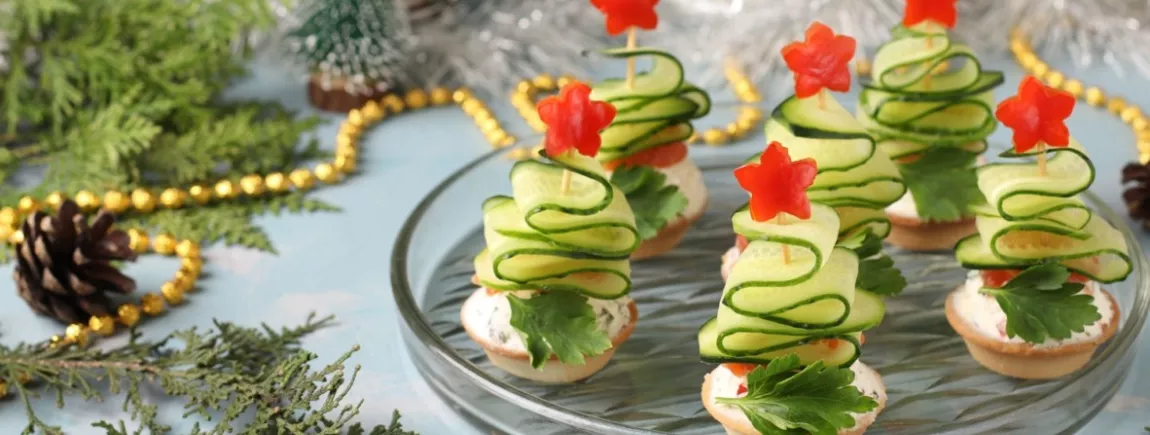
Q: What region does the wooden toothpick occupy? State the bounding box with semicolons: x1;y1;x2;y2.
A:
776;214;791;264
561;170;573;194
625;27;637;89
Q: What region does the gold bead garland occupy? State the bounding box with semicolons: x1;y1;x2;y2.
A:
0;87;512;353
44;229;205;349
0;86;510;240
1009;30;1150;163
509;62;765;151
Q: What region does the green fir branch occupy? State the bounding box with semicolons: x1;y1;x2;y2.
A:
0;0;340;259
0;314;415;434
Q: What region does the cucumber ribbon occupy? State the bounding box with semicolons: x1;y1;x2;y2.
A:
763;94;906;239
698;203;885;367
858;23;1004;158
956;139;1133;283
474;151;640;299
590;48;711;162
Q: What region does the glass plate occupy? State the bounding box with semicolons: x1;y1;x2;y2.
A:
392;145;1149;435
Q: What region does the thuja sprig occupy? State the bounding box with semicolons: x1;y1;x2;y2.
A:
0;314;414;434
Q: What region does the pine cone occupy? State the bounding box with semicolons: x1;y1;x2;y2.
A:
1122;162;1150;230
13;200;137;324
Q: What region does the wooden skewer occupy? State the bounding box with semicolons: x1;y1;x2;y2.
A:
1036;143;1048;176
777;214;791;264
561;170;573;194
625;27;638;89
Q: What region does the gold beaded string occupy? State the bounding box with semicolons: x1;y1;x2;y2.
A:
0;87;511;357
0;230;204;399
0;87;512;243
46;231;205;349
1008;30;1150;163
507;62;766;151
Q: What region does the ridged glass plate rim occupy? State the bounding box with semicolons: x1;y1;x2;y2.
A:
391;144;1150;434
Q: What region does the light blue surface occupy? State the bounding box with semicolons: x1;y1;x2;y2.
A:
0;54;1148;434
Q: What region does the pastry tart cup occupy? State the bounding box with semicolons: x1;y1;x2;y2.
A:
460;289;639;384
945;287;1120;380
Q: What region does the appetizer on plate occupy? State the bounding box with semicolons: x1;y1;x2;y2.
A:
463;82;640;383
726;22;906;290
947;77;1133;379
857;0;1004;251
699;141;888;435
589;0;711;259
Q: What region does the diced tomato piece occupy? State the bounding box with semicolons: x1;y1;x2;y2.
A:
895;153;923;164
820;338;840;350
486;288;499;296
980;269;1021;289
981;269;1091;289
736;235;749;252
736;384;747;396
859;333;866;346
603;142;688;171
723;362;759;377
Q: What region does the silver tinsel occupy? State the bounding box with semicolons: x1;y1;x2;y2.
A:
268;0;1150;95
653;0;1150;85
404;0;608;95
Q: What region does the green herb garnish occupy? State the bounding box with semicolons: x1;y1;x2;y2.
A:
716;354;877;435
610;165;688;240
900;147;984;222
507;291;612;369
848;232;906;297
979;263;1101;343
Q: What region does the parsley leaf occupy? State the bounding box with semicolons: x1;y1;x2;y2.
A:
717;354;878;435
858;255;906;296
979;264;1101;343
611;165;688;240
846;232;907;296
507;291;613;369
900;147;984;222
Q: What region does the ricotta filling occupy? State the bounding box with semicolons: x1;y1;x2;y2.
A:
721;245;740;279
463;288;632;354
708;362;883;431
885;190;920;219
953;271;1113;348
654;158;707;219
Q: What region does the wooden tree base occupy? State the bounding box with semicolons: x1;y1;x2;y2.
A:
306;75;386;113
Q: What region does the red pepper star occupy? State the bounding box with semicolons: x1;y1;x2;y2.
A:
734;142;819;222
995;76;1076;153
590;0;659;36
904;0;958;29
537;82;617;158
781;22;856;99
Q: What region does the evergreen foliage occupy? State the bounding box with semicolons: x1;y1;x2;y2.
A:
0;0;338;262
0;314;416;434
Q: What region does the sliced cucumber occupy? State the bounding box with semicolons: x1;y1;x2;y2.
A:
976;140;1094;228
771;94;871;139
954;233;1132;284
806;149;906;206
836;206;892;239
479;151;640;298
598;121;693;160
590;48;710;162
723;247;858;327
765;118;875;172
859;25;1003;224
957;137;1132;284
698;290;883;367
757;94;905;239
